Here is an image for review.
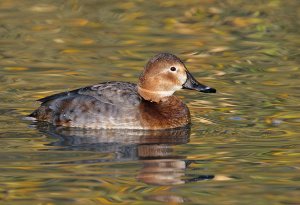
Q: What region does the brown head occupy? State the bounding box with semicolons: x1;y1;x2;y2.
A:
138;53;216;102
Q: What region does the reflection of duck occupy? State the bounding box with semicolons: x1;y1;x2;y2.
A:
36;123;215;187
37;122;190;158
29;53;216;129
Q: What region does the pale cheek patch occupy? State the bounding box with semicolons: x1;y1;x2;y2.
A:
167;65;187;86
178;72;187;85
162;74;182;92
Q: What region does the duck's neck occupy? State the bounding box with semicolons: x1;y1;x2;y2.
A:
137;86;175;103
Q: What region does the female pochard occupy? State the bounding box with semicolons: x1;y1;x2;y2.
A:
29;53;216;129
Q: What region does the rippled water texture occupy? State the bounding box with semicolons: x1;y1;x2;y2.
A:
0;0;299;204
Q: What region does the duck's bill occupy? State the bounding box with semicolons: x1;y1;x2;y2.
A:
182;71;216;93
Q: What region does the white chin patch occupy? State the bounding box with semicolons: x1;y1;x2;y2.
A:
157;90;176;97
158;85;182;97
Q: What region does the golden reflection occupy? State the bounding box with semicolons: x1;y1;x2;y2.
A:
35;123;216;188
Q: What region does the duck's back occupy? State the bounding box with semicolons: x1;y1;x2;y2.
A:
29;82;143;129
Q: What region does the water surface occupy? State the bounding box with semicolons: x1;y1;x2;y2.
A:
0;0;299;204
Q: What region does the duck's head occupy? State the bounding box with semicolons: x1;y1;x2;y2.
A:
138;53;216;102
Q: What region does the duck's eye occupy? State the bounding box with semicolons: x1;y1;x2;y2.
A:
170;67;177;72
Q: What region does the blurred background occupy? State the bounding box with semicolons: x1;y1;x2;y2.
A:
0;0;299;204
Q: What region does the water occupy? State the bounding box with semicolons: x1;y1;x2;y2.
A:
0;0;299;204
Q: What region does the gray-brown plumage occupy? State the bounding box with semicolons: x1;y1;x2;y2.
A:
29;53;216;129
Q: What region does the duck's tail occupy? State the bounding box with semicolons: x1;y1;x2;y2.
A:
23;111;38;121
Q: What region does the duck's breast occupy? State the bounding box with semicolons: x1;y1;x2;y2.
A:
138;96;191;129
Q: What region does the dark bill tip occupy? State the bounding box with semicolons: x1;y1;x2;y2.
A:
200;87;216;93
182;71;216;93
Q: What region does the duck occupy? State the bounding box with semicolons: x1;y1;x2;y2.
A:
29;53;216;130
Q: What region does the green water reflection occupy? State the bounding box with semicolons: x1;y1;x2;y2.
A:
0;0;299;204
